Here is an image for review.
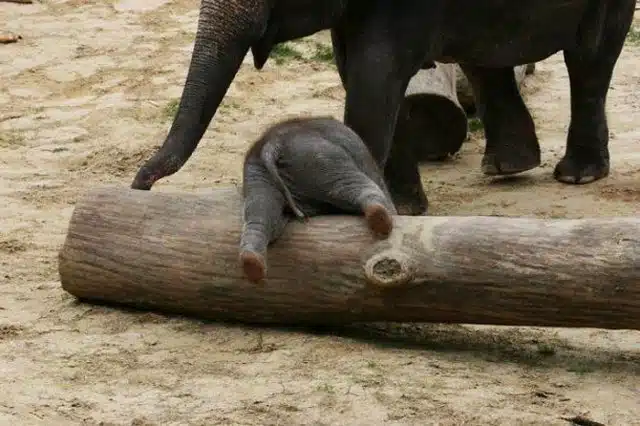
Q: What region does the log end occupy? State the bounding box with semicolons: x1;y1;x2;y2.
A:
395;93;468;162
364;251;414;289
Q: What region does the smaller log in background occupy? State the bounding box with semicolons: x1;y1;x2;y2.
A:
59;186;640;330
394;63;469;161
394;63;536;161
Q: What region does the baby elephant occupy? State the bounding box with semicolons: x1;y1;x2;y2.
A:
239;116;398;284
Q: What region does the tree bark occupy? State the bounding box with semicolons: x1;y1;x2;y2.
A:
394;62;469;161
59;186;640;330
456;63;535;114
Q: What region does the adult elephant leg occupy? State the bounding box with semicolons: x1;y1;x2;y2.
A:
332;26;426;215
554;0;634;184
383;122;429;215
330;27;347;88
460;65;541;176
131;0;269;190
339;31;427;215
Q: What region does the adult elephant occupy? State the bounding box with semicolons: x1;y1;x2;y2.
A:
130;0;635;216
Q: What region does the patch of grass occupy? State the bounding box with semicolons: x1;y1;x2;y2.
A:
164;98;180;119
566;361;596;375
625;27;640;45
270;43;304;65
0;238;28;254
159;97;250;121
219;99;242;112
218;98;253;117
316;383;335;394
536;343;557;356
312;42;335;63
0;131;25;148
468;117;484;133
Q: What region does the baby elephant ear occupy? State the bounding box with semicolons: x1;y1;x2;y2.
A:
251;20;279;70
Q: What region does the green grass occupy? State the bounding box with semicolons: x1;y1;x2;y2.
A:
468;117;484;133
163;98;180;118
268;41;336;66
311;42;335;63
269;43;304;65
625;26;640;45
0;131;25;148
566;361;596;375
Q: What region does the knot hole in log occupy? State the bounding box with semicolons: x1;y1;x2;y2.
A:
364;251;414;289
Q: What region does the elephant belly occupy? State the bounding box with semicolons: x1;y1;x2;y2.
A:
437;0;590;66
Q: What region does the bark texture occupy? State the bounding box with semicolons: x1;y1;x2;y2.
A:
59;186;640;330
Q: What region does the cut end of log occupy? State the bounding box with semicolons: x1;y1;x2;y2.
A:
239;250;266;284
395;93;468;162
364;251;414;289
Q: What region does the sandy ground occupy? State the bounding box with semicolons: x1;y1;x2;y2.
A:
1;1;639;425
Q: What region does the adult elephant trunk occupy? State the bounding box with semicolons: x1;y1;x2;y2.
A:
131;0;271;190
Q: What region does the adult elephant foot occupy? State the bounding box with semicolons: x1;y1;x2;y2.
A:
553;153;610;184
384;138;429;216
460;65;541;177
387;177;429;216
480;115;541;176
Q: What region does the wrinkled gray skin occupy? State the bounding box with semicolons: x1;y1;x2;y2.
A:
239;116;397;283
130;0;635;216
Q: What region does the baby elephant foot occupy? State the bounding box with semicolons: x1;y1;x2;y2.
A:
239;250;266;284
553;152;610;184
364;203;394;238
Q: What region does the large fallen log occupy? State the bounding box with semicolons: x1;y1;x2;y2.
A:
58;186;640;330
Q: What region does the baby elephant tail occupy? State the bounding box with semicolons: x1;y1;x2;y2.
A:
260;143;305;219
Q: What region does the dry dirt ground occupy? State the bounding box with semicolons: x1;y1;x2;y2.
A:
1;1;639;425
